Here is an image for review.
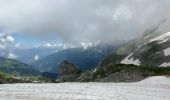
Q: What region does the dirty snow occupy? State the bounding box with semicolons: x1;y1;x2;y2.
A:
0;76;169;100
121;53;140;65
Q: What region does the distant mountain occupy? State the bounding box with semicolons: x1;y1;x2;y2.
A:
0;57;40;76
32;47;105;73
0;47;58;64
13;47;58;64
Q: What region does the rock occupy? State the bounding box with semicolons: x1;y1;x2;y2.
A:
78;71;93;82
57;60;80;82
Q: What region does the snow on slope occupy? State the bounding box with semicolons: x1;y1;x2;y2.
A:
160;62;170;67
163;47;170;56
120;53;140;65
0;76;169;100
121;32;170;66
149;32;170;42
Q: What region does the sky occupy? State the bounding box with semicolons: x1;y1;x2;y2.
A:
0;0;170;47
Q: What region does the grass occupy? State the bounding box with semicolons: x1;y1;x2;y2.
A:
92;64;170;80
0;71;13;78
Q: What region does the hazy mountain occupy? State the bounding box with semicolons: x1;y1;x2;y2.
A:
0;57;40;76
13;47;58;63
32;47;105;73
121;31;170;67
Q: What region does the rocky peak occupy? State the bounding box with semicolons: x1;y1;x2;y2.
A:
57;60;79;76
57;60;80;82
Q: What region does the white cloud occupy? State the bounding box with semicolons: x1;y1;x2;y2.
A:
8;53;17;59
15;43;21;48
113;5;132;21
0;0;169;43
0;33;16;59
45;43;57;48
6;35;15;43
0;33;15;49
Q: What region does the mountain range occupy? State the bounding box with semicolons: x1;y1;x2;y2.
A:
1;21;170;82
32;47;105;73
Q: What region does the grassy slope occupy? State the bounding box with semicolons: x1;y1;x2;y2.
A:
79;64;170;82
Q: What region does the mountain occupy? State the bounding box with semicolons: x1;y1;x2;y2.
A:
32;47;105;73
78;64;170;82
57;60;81;82
0;57;40;76
98;54;125;67
13;47;59;64
55;63;170;82
121;31;170;67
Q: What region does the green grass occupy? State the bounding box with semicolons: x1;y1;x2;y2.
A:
0;71;13;78
92;64;170;80
0;59;25;68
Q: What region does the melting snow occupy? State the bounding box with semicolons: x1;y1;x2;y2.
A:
93;68;97;73
160;62;170;67
158;38;169;44
163;47;170;56
0;76;169;100
150;32;170;42
121;53;140;65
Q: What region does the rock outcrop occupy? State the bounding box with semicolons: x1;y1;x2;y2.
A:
57;60;80;82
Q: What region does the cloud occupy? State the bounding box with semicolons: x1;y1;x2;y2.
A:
7;53;17;59
15;43;21;48
45;43;57;48
0;33;16;58
6;35;15;43
0;33;15;48
0;0;170;43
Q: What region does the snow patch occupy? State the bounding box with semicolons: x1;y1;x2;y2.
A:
163;47;170;56
121;53;140;65
93;68;97;73
160;62;170;67
144;34;153;39
158;38;169;44
150;32;170;42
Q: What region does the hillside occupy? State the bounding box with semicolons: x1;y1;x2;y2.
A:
0;58;40;76
121;32;170;67
77;64;170;82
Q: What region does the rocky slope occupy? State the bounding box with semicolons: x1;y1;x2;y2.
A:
120;21;170;67
56;62;170;82
121;31;170;67
57;60;81;82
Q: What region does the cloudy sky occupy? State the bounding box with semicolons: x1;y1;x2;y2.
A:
0;0;170;47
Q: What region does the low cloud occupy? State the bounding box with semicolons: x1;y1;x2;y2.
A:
0;33;16;58
0;0;170;43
